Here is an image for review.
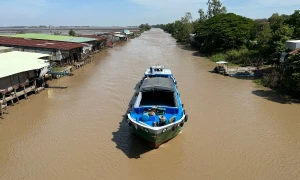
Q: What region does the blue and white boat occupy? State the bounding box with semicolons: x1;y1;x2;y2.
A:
127;66;188;148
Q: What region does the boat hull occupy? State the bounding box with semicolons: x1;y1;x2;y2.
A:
130;124;183;148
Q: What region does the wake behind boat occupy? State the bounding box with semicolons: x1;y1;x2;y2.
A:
127;66;188;148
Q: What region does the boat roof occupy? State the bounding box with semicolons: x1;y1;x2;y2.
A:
145;66;172;75
216;61;228;64
140;77;174;93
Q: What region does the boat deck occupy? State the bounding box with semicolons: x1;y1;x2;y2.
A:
130;105;182;127
130;112;180;127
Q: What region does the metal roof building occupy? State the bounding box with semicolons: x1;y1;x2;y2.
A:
1;33;98;43
0;36;86;50
0;36;86;62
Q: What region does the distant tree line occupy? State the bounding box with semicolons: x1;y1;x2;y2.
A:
159;0;300;96
139;23;151;32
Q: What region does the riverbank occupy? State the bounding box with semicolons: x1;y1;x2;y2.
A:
181;43;300;101
0;30;144;118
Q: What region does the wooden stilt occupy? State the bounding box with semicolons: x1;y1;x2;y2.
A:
23;86;28;99
34;80;39;94
12;85;20;104
20;82;28;99
0;103;2;118
0;90;8;117
10;92;14;106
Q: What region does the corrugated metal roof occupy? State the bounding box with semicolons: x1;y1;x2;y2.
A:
79;35;107;41
0;51;49;78
0;36;86;50
288;48;300;55
1;33;98;43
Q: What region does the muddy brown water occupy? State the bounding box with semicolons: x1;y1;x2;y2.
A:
1;29;300;180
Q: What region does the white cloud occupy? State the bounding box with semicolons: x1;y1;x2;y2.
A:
254;0;300;7
129;0;207;8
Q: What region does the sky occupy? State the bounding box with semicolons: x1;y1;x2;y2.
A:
0;0;297;26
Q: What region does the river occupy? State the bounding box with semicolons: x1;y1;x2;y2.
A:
0;29;300;180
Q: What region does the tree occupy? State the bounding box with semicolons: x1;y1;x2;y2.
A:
172;12;194;42
198;8;207;23
269;25;293;65
195;13;254;54
285;10;300;39
268;13;288;31
249;20;272;60
161;23;175;34
139;23;151;32
182;12;193;24
281;52;300;95
69;29;76;36
206;0;227;19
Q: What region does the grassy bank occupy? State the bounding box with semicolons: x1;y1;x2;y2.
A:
208;48;260;67
253;78;264;86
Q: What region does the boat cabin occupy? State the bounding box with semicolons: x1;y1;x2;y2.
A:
144;66;172;77
213;61;228;75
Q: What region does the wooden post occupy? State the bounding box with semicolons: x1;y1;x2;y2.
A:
0;101;3;118
1;90;8;117
24;86;28;99
10;91;14;106
34;79;39;94
21;82;28;99
13;85;20;104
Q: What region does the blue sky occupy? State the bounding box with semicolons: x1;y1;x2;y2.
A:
0;0;297;26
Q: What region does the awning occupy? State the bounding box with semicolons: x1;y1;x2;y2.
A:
216;61;228;64
0;51;49;78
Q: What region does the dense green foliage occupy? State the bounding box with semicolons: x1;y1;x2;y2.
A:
160;13;194;43
139;23;151;32
195;13;254;53
160;1;300;96
285;10;300;39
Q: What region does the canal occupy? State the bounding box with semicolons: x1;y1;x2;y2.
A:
0;29;300;180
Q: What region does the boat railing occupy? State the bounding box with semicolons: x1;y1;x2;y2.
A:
133;106;179;114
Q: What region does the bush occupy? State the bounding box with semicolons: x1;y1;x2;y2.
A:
282;72;300;94
253;78;264;86
209;48;265;67
263;69;281;88
209;53;227;62
225;48;251;65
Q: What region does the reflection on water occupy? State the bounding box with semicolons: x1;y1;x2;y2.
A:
0;29;300;180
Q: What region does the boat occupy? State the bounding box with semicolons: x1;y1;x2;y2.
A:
212;61;229;75
212;61;263;77
228;71;263;77
127;66;188;148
